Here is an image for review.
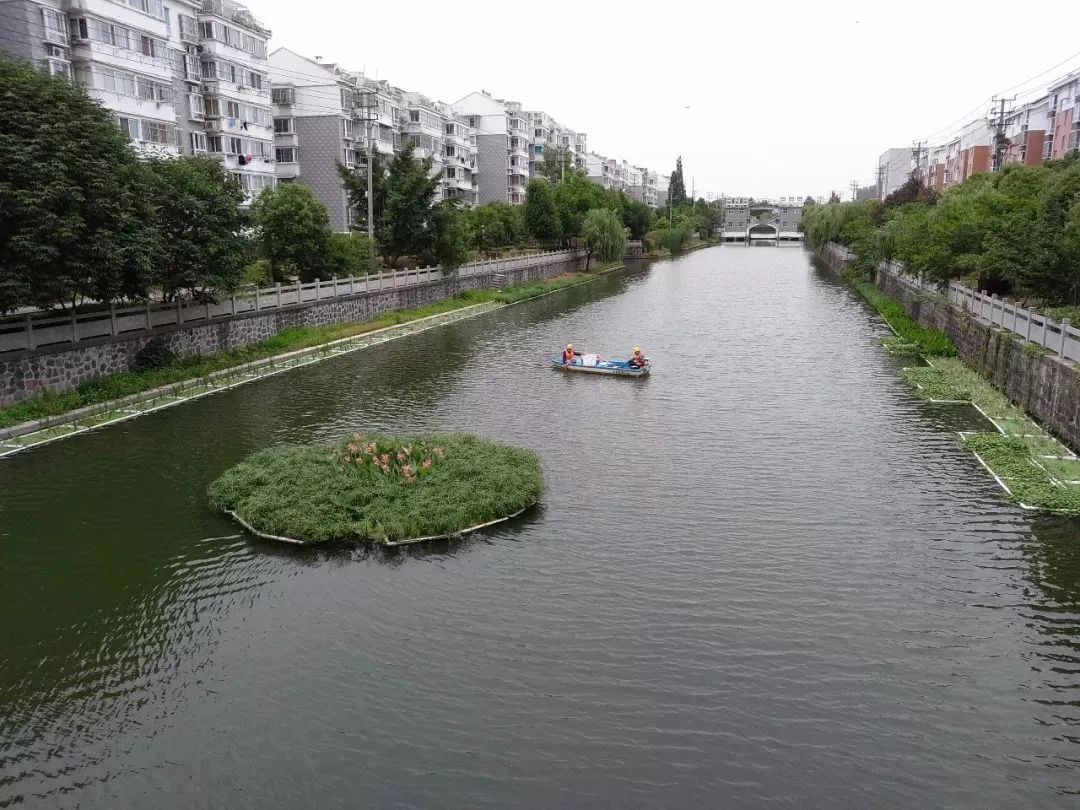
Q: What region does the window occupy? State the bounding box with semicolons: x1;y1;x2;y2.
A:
409;110;420;122
446;167;456;178
142;120;172;144
445;144;456;157
534;128;543;137
534;145;542;154
273;117;293;134
343;148;356;167
226;101;240;118
445;123;455;135
342;119;350;138
275;147;297;163
207;135;223;153
141;35;157;58
42;8;67;43
246;71;263;90
190;132;207;153
204;97;220;118
272;87;294;106
116;116;140;140
47;60;70;79
468;115;479;127
229;137;242;154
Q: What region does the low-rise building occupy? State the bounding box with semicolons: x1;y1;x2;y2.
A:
877;148;912;199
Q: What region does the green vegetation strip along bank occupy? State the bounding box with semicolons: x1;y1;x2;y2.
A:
848;275;956;356
900;357;1080;512
209;434;544;545
0;264;622;449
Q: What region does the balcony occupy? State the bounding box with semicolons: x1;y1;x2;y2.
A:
200;0;271;37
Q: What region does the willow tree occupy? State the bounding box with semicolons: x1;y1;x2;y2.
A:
580;208;628;270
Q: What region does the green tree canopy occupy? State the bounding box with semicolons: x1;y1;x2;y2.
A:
524;178;562;244
467;203;524;251
580;208;628;270
668;156;688;207
619;199;653;240
378;143;442;265
0;55;160;311
429;201;473;270
337;150;388;233
250;182;333;282
535;146;574;183
149;156;247;299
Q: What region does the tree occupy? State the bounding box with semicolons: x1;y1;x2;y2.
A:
149;156;247;300
621;199;653;241
467;202;525;251
535;146;574;183
337;150;388;233
523;178;562;244
668;156;688;207
378;142;442;264
328;231;377;276
827;191;841;204
580;208;628;270
250;182;333;282
0;55;160;311
552;173;606;243
803;196;816;207
429;201;473;270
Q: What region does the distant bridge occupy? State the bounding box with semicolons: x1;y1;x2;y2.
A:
721;202;803;244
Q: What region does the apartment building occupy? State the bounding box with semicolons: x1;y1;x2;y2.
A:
877;148;912;199
656;173;670;206
268;47;367;231
0;0;274;202
452;91;529;204
630;167;658;207
197;0;274;201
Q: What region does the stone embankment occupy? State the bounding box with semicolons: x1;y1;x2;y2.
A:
0;252;584;407
817;243;1080;450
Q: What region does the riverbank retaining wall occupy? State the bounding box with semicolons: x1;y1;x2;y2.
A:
0;253;585;407
816;243;1080;450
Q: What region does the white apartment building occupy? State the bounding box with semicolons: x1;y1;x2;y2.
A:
0;0;274;203
655;173;670;206
452;91;529;204
196;1;274;202
630;167;658;207
877;147;912;199
269;49;477;230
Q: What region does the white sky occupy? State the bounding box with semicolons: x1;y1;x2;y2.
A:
252;0;1080;199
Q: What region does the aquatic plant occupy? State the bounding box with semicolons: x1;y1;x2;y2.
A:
208;434;544;544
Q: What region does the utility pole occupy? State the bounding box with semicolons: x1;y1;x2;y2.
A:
876;163;886;200
911;140;925;181
356;89;378;266
991;95;1014;172
850;179;858;201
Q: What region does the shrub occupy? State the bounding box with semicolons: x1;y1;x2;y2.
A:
131;338;179;372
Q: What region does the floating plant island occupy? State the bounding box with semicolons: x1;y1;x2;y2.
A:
209;434;544;546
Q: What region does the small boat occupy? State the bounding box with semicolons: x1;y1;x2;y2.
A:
551;354;651;377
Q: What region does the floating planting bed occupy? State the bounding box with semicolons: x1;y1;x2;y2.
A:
900;356;1080;513
209;434;544;546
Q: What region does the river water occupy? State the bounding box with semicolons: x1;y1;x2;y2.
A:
3;246;1080;808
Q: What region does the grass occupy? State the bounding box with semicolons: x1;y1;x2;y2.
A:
882;337;923;356
208;434;545;544
0;265;619;431
901;357;1024;417
963;434;1080;512
849;276;956;356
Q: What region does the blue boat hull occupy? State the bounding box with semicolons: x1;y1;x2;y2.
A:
551;357;650;377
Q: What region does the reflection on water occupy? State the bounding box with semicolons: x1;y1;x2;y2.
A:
3;250;1080;807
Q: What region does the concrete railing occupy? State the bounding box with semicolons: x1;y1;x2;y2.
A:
0;249;580;355
882;262;1080;363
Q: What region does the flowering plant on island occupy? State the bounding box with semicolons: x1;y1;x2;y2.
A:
335;435;445;484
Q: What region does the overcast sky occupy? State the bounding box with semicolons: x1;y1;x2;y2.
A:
253;0;1080;199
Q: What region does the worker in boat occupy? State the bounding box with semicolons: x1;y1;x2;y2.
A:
628;346;647;368
562;344;577;365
